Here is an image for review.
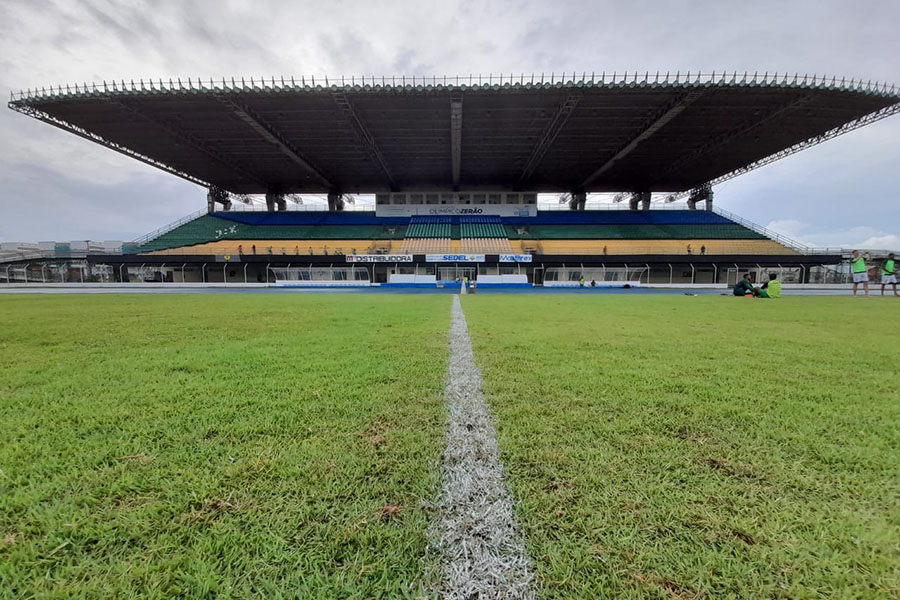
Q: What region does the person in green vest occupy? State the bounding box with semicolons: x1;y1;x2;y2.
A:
881;252;898;297
757;273;781;298
850;250;870;296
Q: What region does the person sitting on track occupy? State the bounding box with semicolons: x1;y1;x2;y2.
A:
733;273;758;296
757;273;781;298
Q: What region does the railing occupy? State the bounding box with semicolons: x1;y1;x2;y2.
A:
129;208;207;245
11;71;900;103
711;206;812;254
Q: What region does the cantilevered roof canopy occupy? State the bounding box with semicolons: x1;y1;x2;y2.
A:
9;73;900;195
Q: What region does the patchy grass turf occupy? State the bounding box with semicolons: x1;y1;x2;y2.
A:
462;295;900;599
0;294;449;598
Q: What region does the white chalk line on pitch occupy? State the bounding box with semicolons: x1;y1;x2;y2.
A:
429;295;535;599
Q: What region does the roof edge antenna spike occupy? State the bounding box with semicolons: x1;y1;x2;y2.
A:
645;70;649;82
675;70;680;82
655;70;659;83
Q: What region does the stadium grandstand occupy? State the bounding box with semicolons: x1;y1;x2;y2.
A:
5;72;900;287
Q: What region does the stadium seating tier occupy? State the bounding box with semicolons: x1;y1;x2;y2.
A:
132;211;796;257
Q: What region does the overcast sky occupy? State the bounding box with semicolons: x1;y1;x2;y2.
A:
1;0;898;248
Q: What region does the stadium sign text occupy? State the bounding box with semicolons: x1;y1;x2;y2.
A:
499;254;533;262
345;254;413;263
376;204;536;217
425;254;486;262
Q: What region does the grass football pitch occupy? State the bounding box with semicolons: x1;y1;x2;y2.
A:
1;294;898;598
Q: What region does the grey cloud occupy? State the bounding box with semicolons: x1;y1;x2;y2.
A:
1;0;899;243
